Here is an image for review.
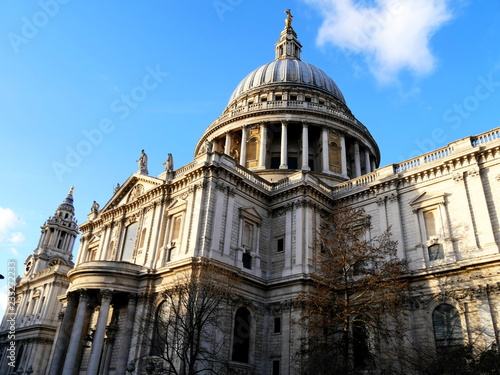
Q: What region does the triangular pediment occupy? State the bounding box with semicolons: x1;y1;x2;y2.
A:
100;174;162;212
410;191;446;210
239;206;263;223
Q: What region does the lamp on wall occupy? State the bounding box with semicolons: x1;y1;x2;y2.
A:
82;329;95;348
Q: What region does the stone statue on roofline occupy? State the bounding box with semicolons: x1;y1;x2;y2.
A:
137;149;148;175
163;153;174;172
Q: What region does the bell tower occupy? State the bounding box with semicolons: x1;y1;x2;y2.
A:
26;187;78;276
0;188;79;375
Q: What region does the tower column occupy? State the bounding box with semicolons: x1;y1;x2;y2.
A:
365;150;371;173
340;134;348;176
301;121;310;171
115;294;139;375
258;122;267;169
224;132;232;155
279;120;288;169
62;290;89;375
321;127;329;173
240;125;248;166
87;289;113;375
354;142;361;177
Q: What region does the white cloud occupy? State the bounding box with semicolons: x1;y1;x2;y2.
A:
0;207;18;233
9;232;25;244
9;248;19;256
306;0;453;83
0;207;25;245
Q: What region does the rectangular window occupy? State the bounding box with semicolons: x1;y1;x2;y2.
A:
277;238;284;253
272;360;280;375
274;317;281;333
428;243;444;261
242;252;252;269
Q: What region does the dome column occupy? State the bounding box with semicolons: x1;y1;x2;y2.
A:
258;122;267;169
321;127;330;174
354;142;362;177
340;134;348;176
240;125;248;166
301;121;310;171
279;120;288;169
365;150;371;174
224;131;232;155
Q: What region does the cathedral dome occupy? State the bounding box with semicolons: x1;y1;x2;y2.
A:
228;59;346;106
195;10;380;185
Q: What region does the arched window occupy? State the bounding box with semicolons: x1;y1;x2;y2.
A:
151;301;168;357
433;304;463;353
353;319;372;369
121;222;138;261
232;307;251;363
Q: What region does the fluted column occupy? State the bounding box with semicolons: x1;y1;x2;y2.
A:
62;290;89;375
364;150;371;174
321;127;329;173
340;134;347;176
87;289;113;375
224;132;232;155
115;294;139;375
258;122;267;169
279;120;288;169
301;121;310;171
48;292;78;375
354;142;361;177
240;126;248;166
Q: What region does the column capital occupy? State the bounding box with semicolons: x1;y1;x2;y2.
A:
281;119;288;126
128;293;139;304
76;288;89;301
301;120;308;127
101;289;113;302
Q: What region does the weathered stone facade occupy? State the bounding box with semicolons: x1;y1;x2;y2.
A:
2;11;500;375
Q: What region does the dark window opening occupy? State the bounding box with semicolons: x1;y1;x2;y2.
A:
232;308;251;363
271;157;280;169
289;95;297;101
272;360;280;375
242;252;252;269
305;97;311;102
261;97;267;102
433;304;463;354
353;320;372;369
277;238;284;253
275;95;282;101
274;317;281;333
288;157;298;169
428;243;444;261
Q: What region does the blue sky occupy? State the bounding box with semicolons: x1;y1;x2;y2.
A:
0;0;499;310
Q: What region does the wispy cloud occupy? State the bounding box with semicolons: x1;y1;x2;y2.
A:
0;207;25;245
305;0;453;83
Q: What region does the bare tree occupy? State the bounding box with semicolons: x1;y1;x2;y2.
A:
144;261;238;375
296;204;410;374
